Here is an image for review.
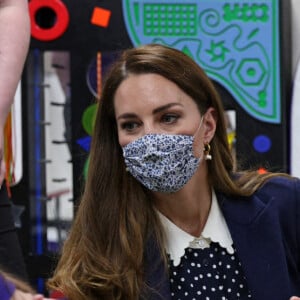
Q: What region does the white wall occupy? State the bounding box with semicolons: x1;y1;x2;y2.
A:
291;0;300;75
291;0;300;177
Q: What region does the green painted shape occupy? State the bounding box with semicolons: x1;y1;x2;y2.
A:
236;58;267;86
82;103;97;136
143;4;198;36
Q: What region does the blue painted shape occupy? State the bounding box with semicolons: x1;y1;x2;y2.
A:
77;136;92;152
253;134;272;153
33;49;43;256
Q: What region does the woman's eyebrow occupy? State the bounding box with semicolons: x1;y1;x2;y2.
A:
152;103;183;115
117;103;183;120
117;112;137;120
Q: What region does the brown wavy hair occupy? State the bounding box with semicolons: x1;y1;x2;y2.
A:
48;44;288;299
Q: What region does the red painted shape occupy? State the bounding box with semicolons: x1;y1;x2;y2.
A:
258;167;268;174
29;0;69;41
91;7;111;27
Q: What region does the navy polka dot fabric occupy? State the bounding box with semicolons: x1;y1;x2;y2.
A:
168;242;252;299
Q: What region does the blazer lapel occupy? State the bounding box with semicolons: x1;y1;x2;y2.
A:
143;237;171;300
218;192;292;300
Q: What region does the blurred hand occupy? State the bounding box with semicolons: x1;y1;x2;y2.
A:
11;290;55;300
33;294;55;300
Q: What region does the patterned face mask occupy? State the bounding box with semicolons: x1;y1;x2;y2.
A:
122;124;203;193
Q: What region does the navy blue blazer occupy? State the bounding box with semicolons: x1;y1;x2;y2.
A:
144;176;300;299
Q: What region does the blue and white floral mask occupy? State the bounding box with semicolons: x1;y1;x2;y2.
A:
122;121;203;193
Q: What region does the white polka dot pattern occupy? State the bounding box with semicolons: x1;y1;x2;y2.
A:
168;242;252;299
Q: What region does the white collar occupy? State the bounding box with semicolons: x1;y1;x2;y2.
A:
157;190;234;266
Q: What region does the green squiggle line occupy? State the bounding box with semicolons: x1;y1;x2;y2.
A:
124;0;141;45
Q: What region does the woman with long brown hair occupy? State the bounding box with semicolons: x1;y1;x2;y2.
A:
48;44;300;300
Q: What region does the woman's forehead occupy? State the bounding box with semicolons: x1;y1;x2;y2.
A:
114;73;198;116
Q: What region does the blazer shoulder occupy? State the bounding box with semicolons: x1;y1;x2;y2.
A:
258;175;300;198
255;175;300;215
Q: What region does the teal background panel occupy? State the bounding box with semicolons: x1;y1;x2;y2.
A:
123;0;281;123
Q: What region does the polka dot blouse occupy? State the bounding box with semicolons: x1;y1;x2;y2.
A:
168;242;252;299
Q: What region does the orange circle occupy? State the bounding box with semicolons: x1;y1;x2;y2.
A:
29;0;69;41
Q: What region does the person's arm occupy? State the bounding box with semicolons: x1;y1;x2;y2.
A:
0;272;15;300
0;0;30;127
0;0;30;185
1;271;55;300
11;290;54;300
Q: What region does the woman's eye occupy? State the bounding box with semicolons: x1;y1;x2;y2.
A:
161;114;179;124
120;122;139;131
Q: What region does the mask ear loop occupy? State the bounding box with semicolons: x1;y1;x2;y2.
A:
192;116;205;158
193;115;213;160
193;116;204;138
